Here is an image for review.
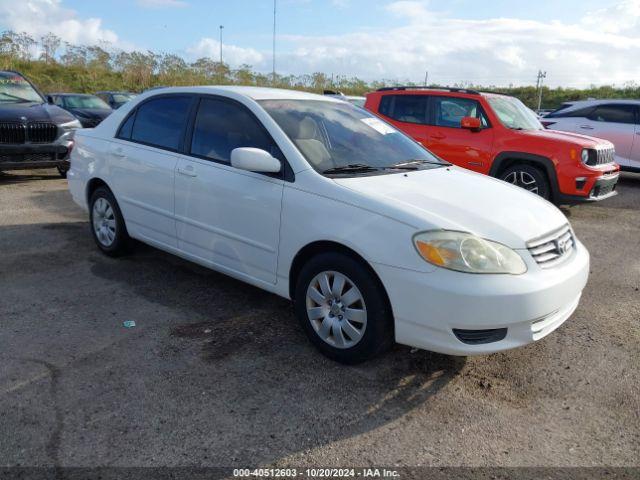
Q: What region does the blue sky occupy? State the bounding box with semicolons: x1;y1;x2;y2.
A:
1;0;639;87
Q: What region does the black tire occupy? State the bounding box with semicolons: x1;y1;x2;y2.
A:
499;163;550;200
294;252;394;364
89;186;131;257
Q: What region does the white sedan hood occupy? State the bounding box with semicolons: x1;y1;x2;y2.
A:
334;166;568;249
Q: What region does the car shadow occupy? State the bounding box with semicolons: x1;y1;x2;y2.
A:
0;168;63;185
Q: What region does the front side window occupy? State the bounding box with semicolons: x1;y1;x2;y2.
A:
588;104;636;124
63;95;111;110
130;96;192;150
487;96;543;131
0;72;43;103
259;99;445;174
432;96;489;128
190;97;275;164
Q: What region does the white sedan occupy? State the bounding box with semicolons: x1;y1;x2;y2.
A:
68;86;589;364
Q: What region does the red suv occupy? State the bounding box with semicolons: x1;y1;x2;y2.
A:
365;87;620;203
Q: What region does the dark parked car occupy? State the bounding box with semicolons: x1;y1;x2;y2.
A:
0;70;81;177
48;93;113;128
95;91;137;109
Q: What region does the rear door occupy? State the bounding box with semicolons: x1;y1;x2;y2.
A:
376;94;431;145
582;104;636;167
109;94;194;249
424;96;494;173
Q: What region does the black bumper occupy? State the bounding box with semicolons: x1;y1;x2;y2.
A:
556;173;620;204
0;144;69;171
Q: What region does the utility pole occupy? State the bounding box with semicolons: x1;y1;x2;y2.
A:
219;25;224;65
424;71;428;87
272;0;277;84
536;70;547;112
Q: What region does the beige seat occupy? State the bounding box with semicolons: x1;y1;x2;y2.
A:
294;117;335;171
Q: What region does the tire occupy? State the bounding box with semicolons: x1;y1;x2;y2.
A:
499;164;550;200
89;186;131;257
294;252;394;364
57;166;67;179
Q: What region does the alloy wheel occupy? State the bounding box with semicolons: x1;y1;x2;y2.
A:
502;170;539;194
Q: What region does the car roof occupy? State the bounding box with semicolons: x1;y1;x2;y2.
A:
562;99;640;106
50;93;97;97
139;85;344;102
96;91;134;94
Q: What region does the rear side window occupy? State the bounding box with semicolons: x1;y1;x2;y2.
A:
546;105;594;118
190;97;275;164
587;104;636;124
432;96;488;128
130;96;192;150
378;95;428;124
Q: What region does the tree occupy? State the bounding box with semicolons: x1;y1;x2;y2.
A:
40;33;61;64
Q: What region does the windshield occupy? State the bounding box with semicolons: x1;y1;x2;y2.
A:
113;93;135;104
64;95;111;109
487;96;542;130
347;97;365;108
0;72;43;103
259;99;445;175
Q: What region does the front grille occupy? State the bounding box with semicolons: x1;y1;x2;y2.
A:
527;224;575;268
587;147;615;166
0;152;57;163
453;328;508;345
27;122;58;143
0;122;58;144
0;122;27;144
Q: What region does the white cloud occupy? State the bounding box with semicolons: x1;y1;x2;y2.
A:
136;0;188;8
186;38;264;67
268;0;640;87
0;0;128;49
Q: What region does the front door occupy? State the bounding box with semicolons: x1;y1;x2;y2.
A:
424;95;494;174
582;104;637;168
174;96;284;284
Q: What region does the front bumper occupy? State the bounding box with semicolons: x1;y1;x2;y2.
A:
374;240;590;356
0;144;70;171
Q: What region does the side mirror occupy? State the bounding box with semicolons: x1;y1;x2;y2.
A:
461;116;481;131
231;147;281;173
46;95;54;105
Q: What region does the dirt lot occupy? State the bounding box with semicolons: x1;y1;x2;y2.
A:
0;169;638;469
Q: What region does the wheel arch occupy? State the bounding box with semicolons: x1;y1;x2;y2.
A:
489;152;559;201
288;241;391;311
85;177;111;206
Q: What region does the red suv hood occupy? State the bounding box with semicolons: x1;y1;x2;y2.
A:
519;128;611;148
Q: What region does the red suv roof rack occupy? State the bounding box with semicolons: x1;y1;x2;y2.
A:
375;86;481;95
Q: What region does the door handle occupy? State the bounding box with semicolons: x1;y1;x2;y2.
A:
177;165;197;177
430;133;446;140
111;147;126;157
579;125;594;130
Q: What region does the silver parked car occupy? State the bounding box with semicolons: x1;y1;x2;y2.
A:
542;100;640;172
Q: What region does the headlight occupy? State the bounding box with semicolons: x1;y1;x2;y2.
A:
413;231;527;274
581;149;590;164
60;119;82;130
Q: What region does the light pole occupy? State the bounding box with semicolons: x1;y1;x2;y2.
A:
272;0;276;84
536;69;547;112
219;25;224;65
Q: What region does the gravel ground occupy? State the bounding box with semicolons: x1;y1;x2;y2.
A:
0;169;638;470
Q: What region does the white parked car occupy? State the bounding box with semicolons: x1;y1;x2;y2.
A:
68;86;590;364
542;100;640;172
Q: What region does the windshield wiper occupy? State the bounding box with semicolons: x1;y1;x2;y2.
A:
323;164;380;174
388;159;451;169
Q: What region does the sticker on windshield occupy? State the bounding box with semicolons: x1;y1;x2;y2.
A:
361;117;396;135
